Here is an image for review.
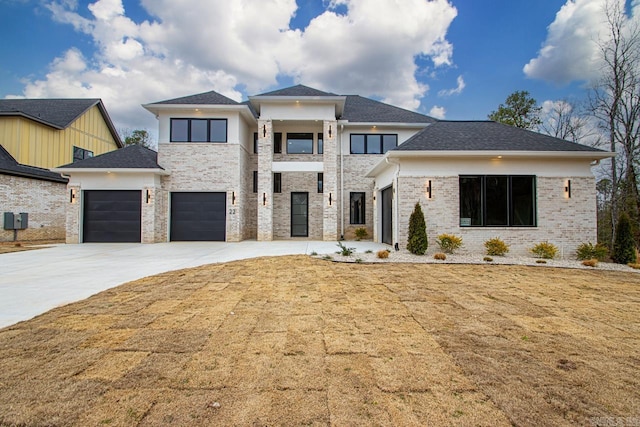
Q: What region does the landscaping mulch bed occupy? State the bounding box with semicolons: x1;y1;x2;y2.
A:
0;256;639;426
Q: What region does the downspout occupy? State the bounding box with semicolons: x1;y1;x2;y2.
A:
340;124;345;240
385;157;401;247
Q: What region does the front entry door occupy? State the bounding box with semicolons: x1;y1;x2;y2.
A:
291;192;308;237
382;186;393;245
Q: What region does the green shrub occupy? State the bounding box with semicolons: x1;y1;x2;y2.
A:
530;241;558;259
377;250;389;259
612;212;637;264
434;252;446;260
336;241;355;256
354;227;368;241
407;202;428;255
436;234;463;254
575;242;608;261
484;237;509;256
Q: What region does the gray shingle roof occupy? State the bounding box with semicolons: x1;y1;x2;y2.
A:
0;98;122;146
342;95;436;124
152;91;239;105
58;145;163;169
395;121;606;152
0;145;68;183
255;85;338;97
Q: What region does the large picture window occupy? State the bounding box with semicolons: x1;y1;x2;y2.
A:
350;134;397;154
459;175;536;227
287;133;313;154
170;118;227;142
350;192;365;224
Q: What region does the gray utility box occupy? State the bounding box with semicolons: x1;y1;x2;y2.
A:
3;212;28;230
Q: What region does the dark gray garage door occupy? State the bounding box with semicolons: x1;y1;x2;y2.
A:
170;192;226;241
83;190;141;243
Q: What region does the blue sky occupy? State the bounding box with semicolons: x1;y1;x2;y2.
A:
0;0;635;134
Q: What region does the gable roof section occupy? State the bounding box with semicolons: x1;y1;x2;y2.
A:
57;145;163;169
342;95;436;124
0;144;67;183
151;90;239;105
395;121;607;152
0;98;122;147
255;85;338;97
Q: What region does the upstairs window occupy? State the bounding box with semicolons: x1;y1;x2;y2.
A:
274;133;282;154
287;133;313;154
253;171;258;193
253;133;258;154
73;146;93;162
273;173;282;193
170;118;227;143
318;133;324;154
459;175;536;227
317;173;323;193
350;134;397;154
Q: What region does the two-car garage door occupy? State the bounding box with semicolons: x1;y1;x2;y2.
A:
82;190;226;242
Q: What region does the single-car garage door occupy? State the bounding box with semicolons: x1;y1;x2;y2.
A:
170;192;226;241
83;190;141;243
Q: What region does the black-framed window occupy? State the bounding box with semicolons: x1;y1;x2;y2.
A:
350;134;397;154
253;171;258;193
253;133;258;154
274;133;282;153
350;192;365;224
170;118;227;142
73;146;93;162
459;175;536;227
317;173;323;193
318;133;324;154
273;173;282;193
287;133;313;154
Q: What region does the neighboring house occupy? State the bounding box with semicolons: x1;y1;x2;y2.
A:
55;85;612;256
0;98;122;241
0;145;68;241
0;98;122;169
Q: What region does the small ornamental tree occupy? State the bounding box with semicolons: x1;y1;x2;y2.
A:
407;202;428;255
612;212;636;264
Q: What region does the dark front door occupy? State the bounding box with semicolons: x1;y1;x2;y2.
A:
382;186;393;245
83;190;142;243
291;192;308;237
170;192;226;241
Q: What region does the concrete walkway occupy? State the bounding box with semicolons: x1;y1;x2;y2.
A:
0;240;387;328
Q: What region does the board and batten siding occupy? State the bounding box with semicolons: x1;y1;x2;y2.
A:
0;105;119;169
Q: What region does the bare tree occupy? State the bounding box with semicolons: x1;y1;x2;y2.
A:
589;0;640;245
539;99;601;144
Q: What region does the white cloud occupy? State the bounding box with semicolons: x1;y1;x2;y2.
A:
524;0;640;84
429;105;446;119
11;0;458;133
438;75;465;97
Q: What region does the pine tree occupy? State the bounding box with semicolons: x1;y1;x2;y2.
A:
612;212;637;264
407;202;428;255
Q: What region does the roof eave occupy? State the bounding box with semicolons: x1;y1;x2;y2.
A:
142;103;257;123
341;122;432;128
53;167;170;175
248;96;347;117
0;111;65;130
387;150;615;160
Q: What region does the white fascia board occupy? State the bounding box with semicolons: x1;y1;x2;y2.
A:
341;122;432;129
142;103;256;123
53;168;170;176
272;162;324;172
248;96;347;117
387;150;614;160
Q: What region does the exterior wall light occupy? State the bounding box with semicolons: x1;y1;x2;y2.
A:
328;125;332;139
426;180;432;199
564;179;571;199
263;124;267;138
69;188;77;204
145;189;152;204
328;193;333;206
231;191;236;205
263;192;267;206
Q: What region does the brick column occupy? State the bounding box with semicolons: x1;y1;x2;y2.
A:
257;119;273;241
322;120;338;240
66;185;81;243
141;187;155;243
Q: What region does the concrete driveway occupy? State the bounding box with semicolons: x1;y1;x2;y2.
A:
0;240;386;328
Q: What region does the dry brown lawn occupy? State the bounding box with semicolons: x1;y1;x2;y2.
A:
0;240;63;254
0;255;639;426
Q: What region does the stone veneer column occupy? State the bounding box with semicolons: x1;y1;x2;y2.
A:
66;185;81;243
141;187;155;243
257;119;273;241
322;120;338;240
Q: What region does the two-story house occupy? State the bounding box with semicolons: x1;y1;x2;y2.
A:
0;99;122;241
56;85;612;256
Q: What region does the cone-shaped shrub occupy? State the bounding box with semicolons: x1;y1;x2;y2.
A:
613;212;637;264
407;202;428;255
